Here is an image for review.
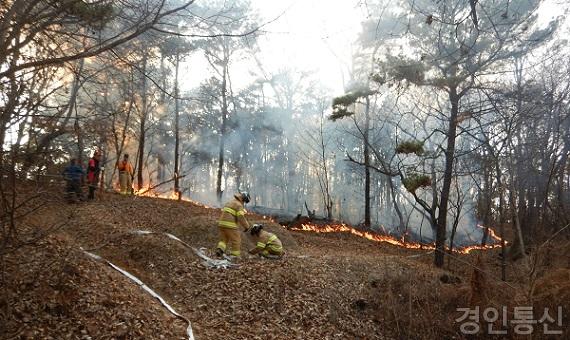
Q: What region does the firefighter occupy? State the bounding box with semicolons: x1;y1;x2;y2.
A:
117;153;133;195
86;150;101;200
215;192;251;258
248;224;284;258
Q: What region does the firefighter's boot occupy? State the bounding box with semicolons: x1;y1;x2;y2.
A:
215;248;224;259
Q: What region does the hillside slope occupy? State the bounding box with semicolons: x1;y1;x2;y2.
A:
2;192;568;339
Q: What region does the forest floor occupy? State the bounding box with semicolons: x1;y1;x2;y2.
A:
2;188;569;339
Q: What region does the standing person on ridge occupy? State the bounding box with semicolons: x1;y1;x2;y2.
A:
62;158;84;203
86;150;101;200
117;153;134;195
215;191;251;259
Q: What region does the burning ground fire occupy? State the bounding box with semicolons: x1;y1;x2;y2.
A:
131;187;277;223
292;223;504;254
131;187;501;254
133;186;211;208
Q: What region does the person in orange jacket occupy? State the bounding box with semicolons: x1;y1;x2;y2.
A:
248;224;283;258
215;192;251;258
117;154;134;195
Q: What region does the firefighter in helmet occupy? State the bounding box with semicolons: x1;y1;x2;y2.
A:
215;191;251;258
117;153;134;195
248;224;284;258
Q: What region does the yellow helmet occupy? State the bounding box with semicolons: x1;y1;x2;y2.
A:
235;191;250;203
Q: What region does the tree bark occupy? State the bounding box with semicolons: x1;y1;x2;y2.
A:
174;53;181;200
434;86;460;268
216;61;228;204
496;164;507;281
364;97;371;228
110;77;133;189
137;53;148;190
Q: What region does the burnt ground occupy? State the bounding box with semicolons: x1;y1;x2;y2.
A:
2;191;569;339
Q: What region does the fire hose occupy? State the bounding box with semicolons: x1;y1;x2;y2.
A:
80;229;241;339
131;230;239;269
82;250;195;340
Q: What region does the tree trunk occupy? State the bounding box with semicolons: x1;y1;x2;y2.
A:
137;53;148;190
556;124;570;224
388;175;406;233
495;164;507;281
316;109;333;220
110;79;133;189
364;97;371;227
511;58;527;257
435;87;460;268
480;158;492;246
70;60;85;164
174;53;181;200
216;62;228;204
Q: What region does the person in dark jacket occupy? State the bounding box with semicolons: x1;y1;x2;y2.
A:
62;158;84;203
86;150;101;200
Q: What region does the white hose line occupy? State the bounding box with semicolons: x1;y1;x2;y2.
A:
79;229;237;339
83;250;195;340
132;230;239;269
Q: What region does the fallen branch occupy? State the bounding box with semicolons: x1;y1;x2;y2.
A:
134;174;189;196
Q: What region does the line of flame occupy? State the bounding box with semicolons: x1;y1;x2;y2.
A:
477;224;503;243
132;188;282;221
133;186;210;208
293;223;504;254
131;188;502;255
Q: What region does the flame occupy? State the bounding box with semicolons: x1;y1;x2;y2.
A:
131;188;277;220
133;186;210;208
292;223;504;254
478;224;502;242
130;187;502;255
261;215;276;223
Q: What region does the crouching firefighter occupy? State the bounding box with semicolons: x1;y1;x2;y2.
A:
248;224;284;258
215;192;251;258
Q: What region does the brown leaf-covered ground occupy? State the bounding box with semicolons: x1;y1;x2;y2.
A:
2;191;568;339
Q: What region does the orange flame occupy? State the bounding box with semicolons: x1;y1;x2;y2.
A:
261;215;276;223
131;188;277;219
133;186;210;208
478;224;502;242
131;187;502;255
292;223;504;254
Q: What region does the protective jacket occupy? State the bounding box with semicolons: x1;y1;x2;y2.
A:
250;230;283;256
218;196;250;231
118;160;133;194
117;160;133;175
63;164;84;181
87;157;100;185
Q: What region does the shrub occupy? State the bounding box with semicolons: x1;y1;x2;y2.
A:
396;140;425;156
402;173;431;193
